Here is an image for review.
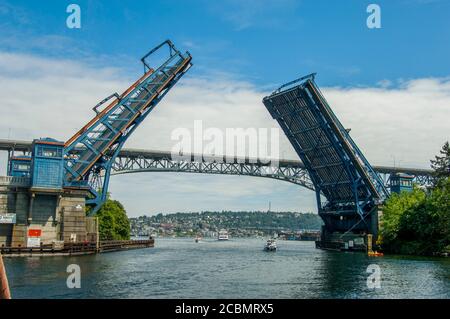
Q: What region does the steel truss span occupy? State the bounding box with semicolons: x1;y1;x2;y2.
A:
63;40;192;214
261;74;425;234
109;150;433;191
0;139;434;191
111;155;316;191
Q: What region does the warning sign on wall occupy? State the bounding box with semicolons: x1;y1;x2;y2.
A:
27;228;42;247
28;229;42;237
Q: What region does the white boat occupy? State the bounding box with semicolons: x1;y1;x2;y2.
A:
264;238;277;251
195;235;202;243
217;229;229;241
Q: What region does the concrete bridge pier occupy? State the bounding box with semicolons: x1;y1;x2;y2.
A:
317;205;383;252
0;176;96;248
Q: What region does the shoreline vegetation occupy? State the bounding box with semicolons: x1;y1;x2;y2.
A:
379;142;450;257
97;142;449;258
96;198;131;241
129;211;323;238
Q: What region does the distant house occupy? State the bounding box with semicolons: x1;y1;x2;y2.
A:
160;223;174;231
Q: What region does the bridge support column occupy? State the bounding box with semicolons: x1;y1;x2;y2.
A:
317;228;369;251
316;205;382;252
370;205;383;250
0;176;97;247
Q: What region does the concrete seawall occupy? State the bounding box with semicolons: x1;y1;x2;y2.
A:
1;239;154;257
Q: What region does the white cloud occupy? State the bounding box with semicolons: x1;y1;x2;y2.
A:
0;51;127;141
0;52;448;216
324;79;450;167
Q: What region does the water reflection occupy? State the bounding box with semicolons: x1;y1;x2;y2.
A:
3;238;449;299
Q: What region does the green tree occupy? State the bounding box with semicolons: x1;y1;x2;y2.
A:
379;187;426;252
96;199;130;240
430;141;450;185
426;177;450;252
380;174;450;255
396;178;450;254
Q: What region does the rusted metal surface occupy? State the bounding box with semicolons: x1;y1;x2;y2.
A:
0;254;11;299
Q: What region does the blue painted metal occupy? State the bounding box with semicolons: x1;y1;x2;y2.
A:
390;173;414;194
31;138;64;189
263;74;389;234
8;156;31;177
1;139;434;190
63;40;192;214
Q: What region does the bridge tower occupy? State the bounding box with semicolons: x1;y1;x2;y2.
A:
263;74;389;250
63;40;192;215
390;173;414;194
0;40;192;248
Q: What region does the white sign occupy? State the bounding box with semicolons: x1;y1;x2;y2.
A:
27;237;41;248
0;213;16;224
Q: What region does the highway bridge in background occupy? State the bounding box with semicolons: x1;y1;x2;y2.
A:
0;139;434;192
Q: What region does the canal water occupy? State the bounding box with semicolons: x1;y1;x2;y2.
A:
3;238;450;299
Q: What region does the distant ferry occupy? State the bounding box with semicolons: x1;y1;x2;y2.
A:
217;229;229;241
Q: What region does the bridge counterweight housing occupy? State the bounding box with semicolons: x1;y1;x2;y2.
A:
263;74;389;250
31;138;65;190
8;156;31;178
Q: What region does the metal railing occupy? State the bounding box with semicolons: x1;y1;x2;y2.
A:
0;176;30;187
1;239;154;256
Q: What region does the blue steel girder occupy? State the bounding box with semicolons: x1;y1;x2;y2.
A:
86;67;192;210
310;82;389;201
0;139;434;190
107;152;434;195
262;74;389;232
110;155;316;191
63;40;192;214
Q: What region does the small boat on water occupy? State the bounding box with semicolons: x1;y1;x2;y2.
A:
264;238;277;252
195;235;202;243
218;229;229;241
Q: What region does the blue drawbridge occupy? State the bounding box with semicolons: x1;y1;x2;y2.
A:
263;74;389;238
64;40;192;215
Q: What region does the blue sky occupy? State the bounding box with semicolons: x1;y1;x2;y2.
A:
0;0;449;216
2;0;450;86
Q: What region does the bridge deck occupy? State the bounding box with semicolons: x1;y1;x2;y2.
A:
0;139;433;176
263;75;387;210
